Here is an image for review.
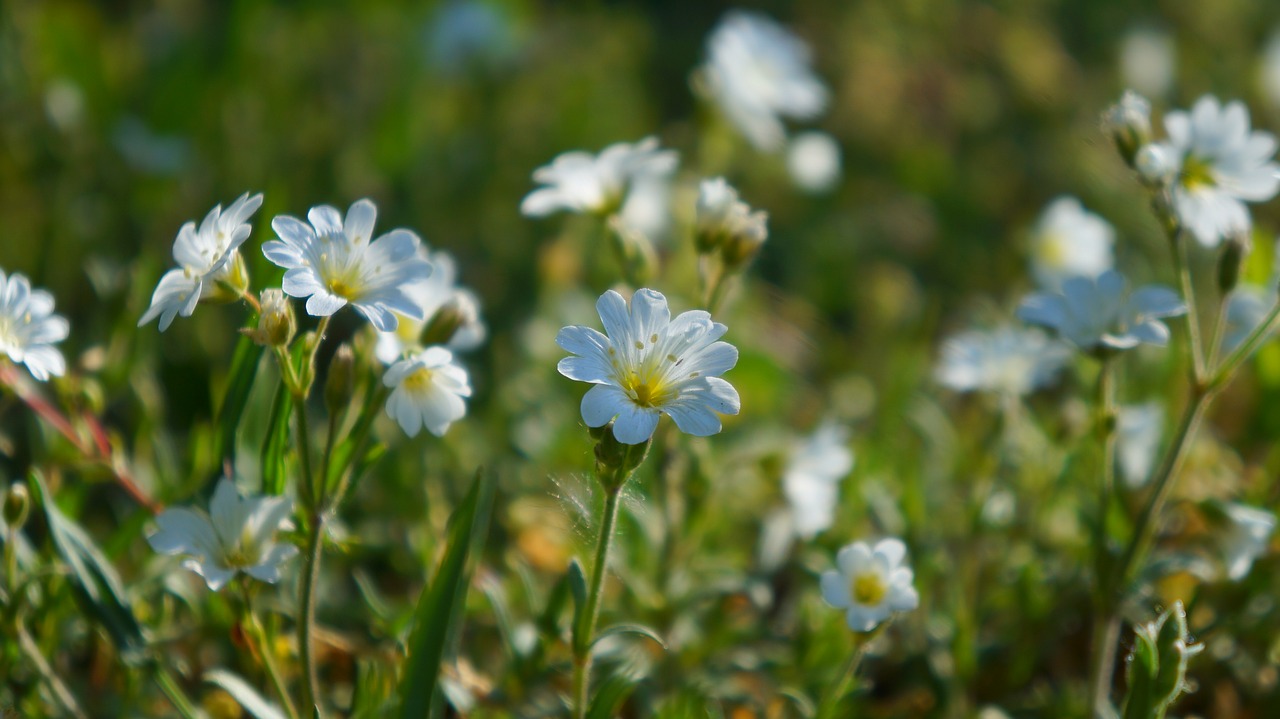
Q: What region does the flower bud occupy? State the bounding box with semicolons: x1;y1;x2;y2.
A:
1135;143;1176;188
422;294;479;347
1218;233;1250;295
719;208;769;272
324;344;355;417
593;423;652;491
695;177;739;254
243;290;296;347
3;481;29;530
1103;90;1152;167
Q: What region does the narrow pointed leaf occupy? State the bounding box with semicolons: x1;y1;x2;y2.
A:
397;468;496;718
216;333;264;463
261;382;293;496
204;669;288;719
592;622;667;650
585;673;636;719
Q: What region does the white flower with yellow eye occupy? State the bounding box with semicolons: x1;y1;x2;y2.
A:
263;199;433;331
820;538;919;632
520;137;677;218
556;289;740;444
375;249;486;364
1029;197;1114;290
383;347;472;437
0;270;69;382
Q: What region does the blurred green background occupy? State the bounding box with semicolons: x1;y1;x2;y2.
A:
4;0;1280;717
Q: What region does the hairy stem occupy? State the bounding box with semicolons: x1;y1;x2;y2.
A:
298;511;324;716
571;485;624;719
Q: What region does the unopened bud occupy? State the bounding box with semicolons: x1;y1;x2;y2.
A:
719;209;769;272
695;177;738;254
243;290;296;347
1103;90;1152;167
1135;144;1176;188
1218;233;1250;295
592;423;652;491
422;294;476;347
324;344;355;416
3;482;29;530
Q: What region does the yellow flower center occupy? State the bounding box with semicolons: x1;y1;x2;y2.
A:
852;571;888;605
623;370;675;408
402;367;435;392
1180;155;1216;190
1037;233;1068;269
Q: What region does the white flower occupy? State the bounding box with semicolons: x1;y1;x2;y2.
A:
935;326;1070;395
520;137;678;218
556;288;741;444
1017;270;1186;352
1156;95;1280;246
700;10;828;151
1217;502;1276;581
1222;284;1276;353
1136;143;1178;186
783;423;854;539
786;131;841;193
1119;28;1175;99
263;199;433;331
1117;402;1163;487
146;477;296;590
695;177;768;257
619;171;676;243
820;538;918;632
375;249;486;364
0;271;69;382
383;347;472;437
139;193;263;331
1029;197;1115;290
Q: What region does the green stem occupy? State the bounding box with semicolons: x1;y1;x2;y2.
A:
1213;300;1280;385
154;665;201;719
298;511;324;716
241;583;300;719
816;626;881;719
1171;230;1206;383
571;485;624;719
16;616;86;718
1087;358;1119;716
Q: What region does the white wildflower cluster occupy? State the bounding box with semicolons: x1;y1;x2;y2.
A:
142;196;483;439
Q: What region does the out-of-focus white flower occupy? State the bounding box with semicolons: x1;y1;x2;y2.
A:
140;193;263;331
618;171;676;243
375;249;486;363
0;271;69;382
556;289;740;444
383;347;472;437
146;477;296;591
786;131;841;193
1217;502;1276;581
700;10;829;152
783;423;854;539
1119;28;1176;99
694;177;769;265
263;199;433;331
820;538;918;632
1029;196;1115;290
1222;284;1277;353
935;326;1070;395
520;137;678;218
1018;270;1186;352
1260;31;1280;110
1155;95;1280;246
1117;402;1163;487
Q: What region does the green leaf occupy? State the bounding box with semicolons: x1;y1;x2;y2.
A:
216;334;264;464
203;669;288;719
29;472;147;665
397;468;496;719
568;557;588;651
592;623;667;651
585;673;636;719
261;382;293;496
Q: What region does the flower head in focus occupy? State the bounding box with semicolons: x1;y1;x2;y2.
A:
383;347;472;437
821;538;919;632
783;423;853;539
699;10;828;151
1155;95;1280;246
146;477;296;590
376;248;486;364
1017;270;1186;353
1029;197;1115;290
0;270;69;382
556;289;740;444
263;199;433;331
935;326;1070;395
520;137;678;218
140;193;263;331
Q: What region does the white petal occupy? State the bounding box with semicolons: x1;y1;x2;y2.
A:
581;384;627;427
820;570;851;608
344;199;378;243
611;403;660;444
